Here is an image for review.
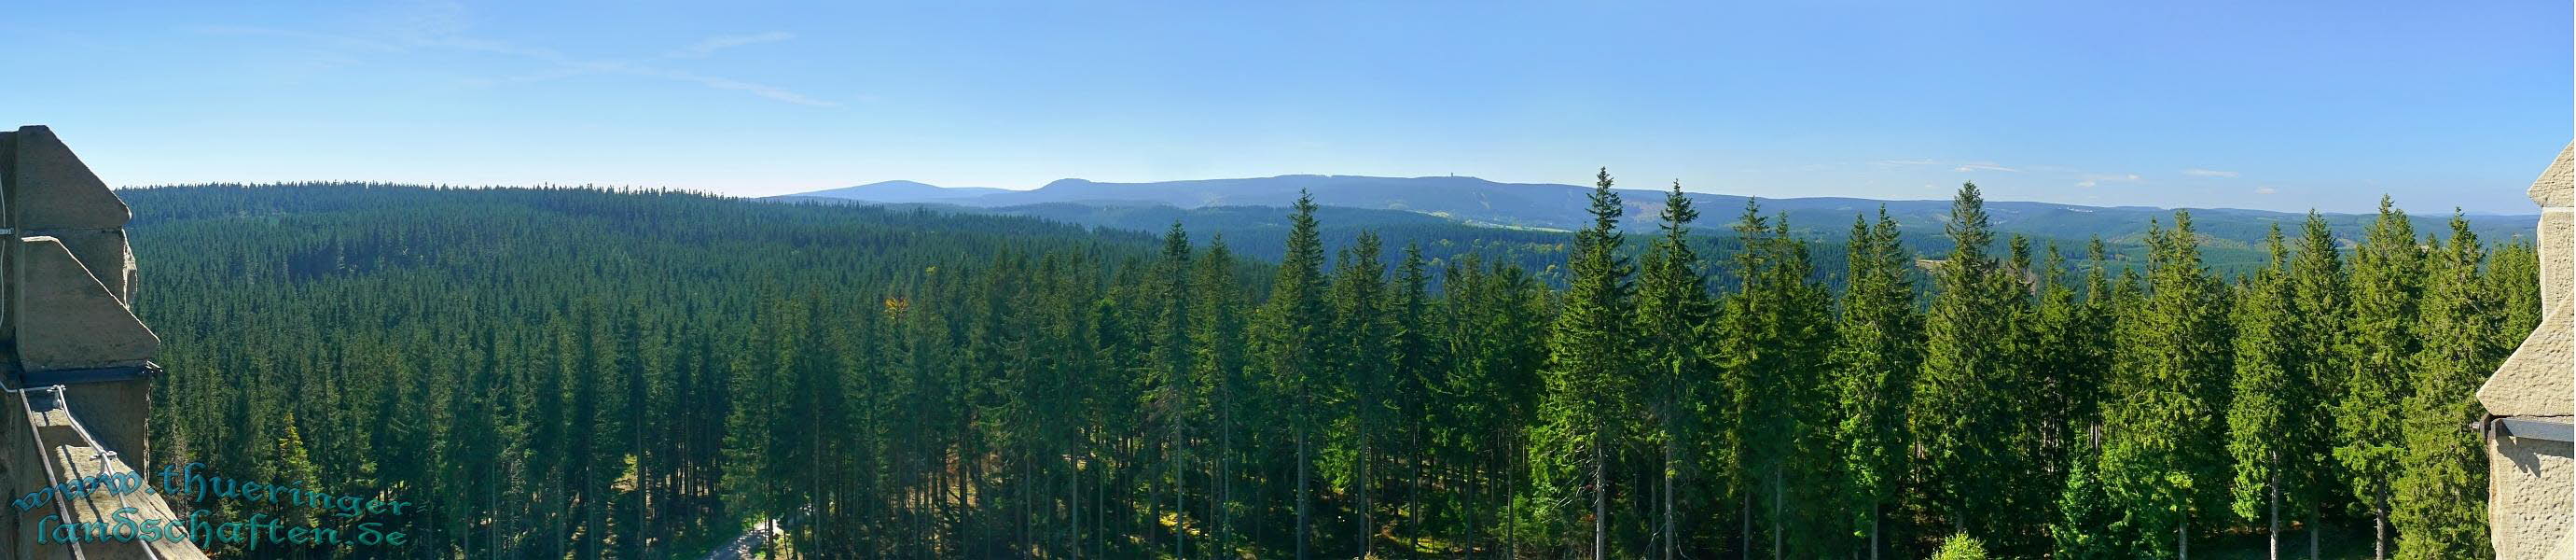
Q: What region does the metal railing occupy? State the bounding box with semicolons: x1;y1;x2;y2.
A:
7;383;87;560
8;382;168;560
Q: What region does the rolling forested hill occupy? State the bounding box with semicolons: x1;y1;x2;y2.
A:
783;175;2537;252
782;175;2539;280
125;182;2529;558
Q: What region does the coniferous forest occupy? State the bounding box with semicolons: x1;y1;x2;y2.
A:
125;176;2531;559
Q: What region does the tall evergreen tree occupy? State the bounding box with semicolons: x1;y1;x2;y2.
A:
1720;200;1837;557
1389;243;1441;554
1635;181;1714;560
2337;197;2421;559
1191;235;1250;555
2099;211;2232;558
1149;222;1196;558
1327;231;1393;557
1251;190;1333;559
1910;182;2031;549
2225;226;2325;560
1831;207;1918;560
2028;239;2107;531
1443;256;1550;555
2075;237;2119;439
2390;212;2499;559
2285;212;2351;559
1529;168;1637;558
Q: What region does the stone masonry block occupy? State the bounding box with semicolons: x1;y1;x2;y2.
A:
2531;143;2574;207
7;126;131;230
2490;140;2576;556
2482;314;2575;416
27;230;135;306
2488;430;2575;560
2482;208;2576;416
13;236;156;372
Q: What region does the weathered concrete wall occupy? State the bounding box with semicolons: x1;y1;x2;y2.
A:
2482;141;2576;558
4;389;207;559
0;126;201;558
3;126;136;307
15;237;157;374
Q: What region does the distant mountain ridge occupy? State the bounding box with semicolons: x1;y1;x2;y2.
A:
777;175;2538;252
791;180;1010;202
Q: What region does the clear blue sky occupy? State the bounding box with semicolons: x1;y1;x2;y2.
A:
4;1;2567;213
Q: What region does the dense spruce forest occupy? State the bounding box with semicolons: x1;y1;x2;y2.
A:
123;176;2530;559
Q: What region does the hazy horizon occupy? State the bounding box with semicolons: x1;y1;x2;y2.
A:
7;1;2569;214
797;175;2552;217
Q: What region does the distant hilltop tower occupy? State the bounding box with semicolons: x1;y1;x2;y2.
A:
2482;142;2576;558
0;126;204;558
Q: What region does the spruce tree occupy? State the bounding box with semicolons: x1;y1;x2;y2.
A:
1635;181;1713;560
1149;222;1195;558
2286;212;2350;558
1191;235;1249;554
2487;239;2541;347
1530;168;1636;558
274;413;325;534
2099;211;2232;558
2076;237;2118;438
1830;207;1917;560
1910;182;2028;547
2390;212;2499;559
719;338;781;539
1251;190;1333;559
2053;436;2118;559
1721;200;1836;557
1327;231;1392;557
2225;225;2324;560
2028;239;2109;526
2337;197;2421;559
1389;243;1440;554
1447;256;1550;556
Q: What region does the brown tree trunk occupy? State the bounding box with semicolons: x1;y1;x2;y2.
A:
1593;427;1607;560
2267;474;2279;560
1870;503;1881;560
2179;517;2190;560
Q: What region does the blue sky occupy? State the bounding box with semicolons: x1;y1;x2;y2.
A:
4;1;2567;213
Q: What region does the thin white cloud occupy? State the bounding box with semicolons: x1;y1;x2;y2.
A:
2182;168;2240;178
2254;187;2278;194
2075;174;2144;189
194;21;838;108
667;32;796;59
1876;159;2019;173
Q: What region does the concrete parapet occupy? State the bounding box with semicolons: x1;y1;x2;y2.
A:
2483;141;2576;557
5;387;207;559
4;126;131;230
0;125;195;558
13;237;156;373
35;229;137;307
2489;428;2575;559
